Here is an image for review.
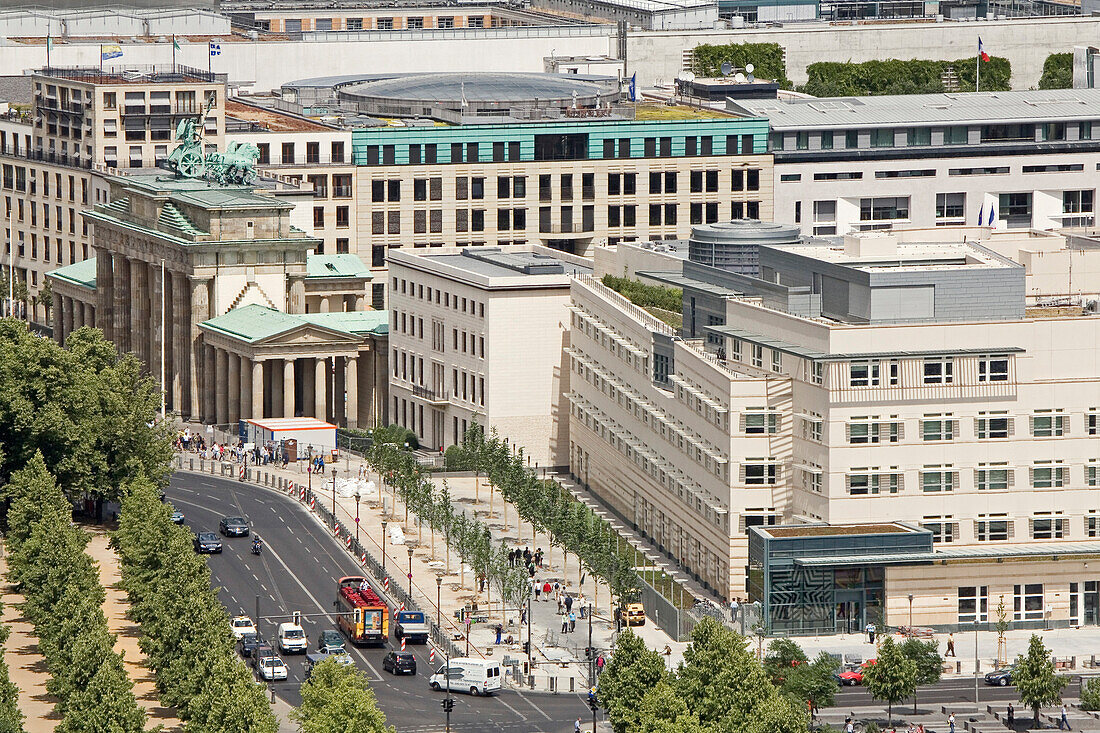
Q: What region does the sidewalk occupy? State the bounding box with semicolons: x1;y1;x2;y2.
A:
0;553;58;731
178;444;682;689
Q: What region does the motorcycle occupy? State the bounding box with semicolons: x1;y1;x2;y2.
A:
251;540;262;555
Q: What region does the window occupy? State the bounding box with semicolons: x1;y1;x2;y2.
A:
336;206;349;228
750;343;763;368
958;586;988;624
811;361;824;385
936;193;966;222
1031;409;1066;437
921;415;955;441
281;142;295;164
976;412;1011;439
813;200;837;236
870;129;895;147
771;349;781;373
978;355;1009;382
743;410;779;435
922;517;956;544
1031;513;1065;539
847;471;902;495
977;515;1012;542
312;207;324;227
921;466;955;493
1013;583;1044;621
998;192;1033;229
923;358;953;384
1090;409;1099;436
1063;189;1095;227
849;361;879;387
1031;460;1066;488
976;463;1011;491
944;126;968;144
907;127;931;146
847;419;901;445
860;196;909;223
743;462;778;485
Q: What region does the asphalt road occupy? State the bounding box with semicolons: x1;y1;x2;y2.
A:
166;472;593;733
835;675;1084;709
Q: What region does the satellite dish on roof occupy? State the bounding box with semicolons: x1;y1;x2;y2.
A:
746;63;755;73
720;61;732;76
734;72;746;83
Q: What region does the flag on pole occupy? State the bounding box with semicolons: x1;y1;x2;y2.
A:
172;35;181;52
101;44;123;61
977;205;985;226
988;205;996;228
628;72;638;102
978;37;989;62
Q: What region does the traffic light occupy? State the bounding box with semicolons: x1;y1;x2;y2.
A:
441;697;455;713
523;641;530;655
587;697;599;713
585;647;593;660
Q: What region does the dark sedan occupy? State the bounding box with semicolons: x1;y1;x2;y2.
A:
194;531;223;554
237;633;265;658
985;665;1016;686
219;516;250;537
383;651;417;676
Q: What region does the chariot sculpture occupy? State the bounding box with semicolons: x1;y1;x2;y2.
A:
166;98;259;185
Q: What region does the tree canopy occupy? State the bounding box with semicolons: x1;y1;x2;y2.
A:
861;636;916;726
1038;53;1072;90
691;43;792;89
1014;635;1066;726
800;57;1011;96
292;659;395;733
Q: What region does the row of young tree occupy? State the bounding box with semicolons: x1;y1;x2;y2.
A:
367;429;530;617
114;475;279;732
5;453;145;732
448;424;642;605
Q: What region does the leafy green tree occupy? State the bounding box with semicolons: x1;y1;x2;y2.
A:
634;680;709;733
599;630;668;733
292;658;394;733
800;57;1011;96
55;650;145;733
861;636;916;726
763;638;808;686
1080;676;1100;711
690;42;792;88
780;651;838;714
900;637;942;713
1039;53;1072;89
1014;634;1066;727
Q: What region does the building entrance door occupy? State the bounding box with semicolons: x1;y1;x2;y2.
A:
835;591;862;634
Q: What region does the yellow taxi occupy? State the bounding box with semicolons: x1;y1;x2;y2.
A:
625;603;646;626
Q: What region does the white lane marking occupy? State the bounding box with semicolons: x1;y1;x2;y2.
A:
493;694;529;721
513;690;554;721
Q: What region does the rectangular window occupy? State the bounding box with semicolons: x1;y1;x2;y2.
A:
936;192;966;221
1031;410;1066;437
976;463;1011;491
1031;460;1066;488
1089;409;1099;436
750;344;763;368
922;517;955;544
849;361;879;387
743;411;779;435
743;463;778;486
860;196;910;223
958;586;989;624
921;415;955;441
976;412;1010;439
1013;583;1044;620
870;129;895;147
978;354;1009;382
848;471;902;496
921;467;955;493
907;127;932;146
1031;514;1065;539
978;515;1012;542
923;358;953;384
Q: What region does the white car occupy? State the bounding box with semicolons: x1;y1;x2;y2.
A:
258;655;288;681
231;616;257;640
277;622;308;654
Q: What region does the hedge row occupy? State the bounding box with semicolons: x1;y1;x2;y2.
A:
600;275;683;313
800;57;1011;96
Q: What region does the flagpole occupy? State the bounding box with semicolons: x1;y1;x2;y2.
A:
160;258;166;418
172;34;176;68
976;40;980;93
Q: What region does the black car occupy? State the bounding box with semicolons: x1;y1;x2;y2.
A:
985;665;1016;686
317;629;346;652
219;516;250;537
250;644;276;669
194;531;223;554
237;633;266;658
383;651;417;675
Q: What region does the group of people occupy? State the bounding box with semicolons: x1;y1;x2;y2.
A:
509;546;544;577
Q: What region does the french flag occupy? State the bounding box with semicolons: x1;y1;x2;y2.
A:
979;37;990;62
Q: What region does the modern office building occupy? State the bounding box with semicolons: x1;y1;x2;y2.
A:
0;64;226;326
570;222;1100;614
344;73;771;282
387;245;589;465
730;89;1100;237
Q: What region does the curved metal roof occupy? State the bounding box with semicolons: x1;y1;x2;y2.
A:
340;72;611;104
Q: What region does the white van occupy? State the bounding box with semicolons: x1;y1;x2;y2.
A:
277;622;308;654
428;658;502;696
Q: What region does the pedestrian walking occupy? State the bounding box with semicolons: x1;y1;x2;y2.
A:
528;563;536;578
565;595;573;613
534;581;541;601
949;712;956;733
557;595;564;615
596;654;605;675
1007;703;1015;727
1061;704;1070;730
521;607;527;625
575;719;581;733
569;611;576;632
495;624;503;645
562;617;569;633
730;597;740;624
945;633;956;657
866;622;877;644
543;581;552;599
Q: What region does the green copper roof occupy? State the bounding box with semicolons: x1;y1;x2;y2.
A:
158;201;209;236
301;310;388;335
201;303;388;343
306;254;372;280
116;174;293;210
47;258;97;289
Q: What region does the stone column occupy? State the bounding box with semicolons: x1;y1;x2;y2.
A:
95;248;113;343
228;352;241;426
150;263;164;391
251;359;265;420
62;296;74;342
271;361;283;418
288;277;306;314
374;340;388;425
189;277;211;420
84;303;95;331
318;297;330;313
283;358;296;418
130;260;148;368
215;348;229;426
346;354;358;429
112;253;130;354
355;293;368;311
203;344;216;424
73;298;84;330
314;357;327;421
52;291;63;343
333;355;346;425
171;272;187;417
240;356;253;420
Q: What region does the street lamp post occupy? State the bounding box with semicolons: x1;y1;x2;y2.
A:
908;594;914;628
354;491;361;547
974;620;980;705
408;545;415;596
331;468;337;530
381;520;388;571
436;574;443;631
527;595;533;687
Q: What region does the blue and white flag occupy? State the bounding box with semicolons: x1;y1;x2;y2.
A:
628;72;638;102
100;44;123;61
209;42;221;57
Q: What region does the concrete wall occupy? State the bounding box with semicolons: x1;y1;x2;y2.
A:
627;16;1100;89
0;33;612;95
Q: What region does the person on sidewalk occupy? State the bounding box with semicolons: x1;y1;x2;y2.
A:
534;581;541;601
557;595;564;615
948;712;956;733
730;597;739;624
1007;703;1015;727
543;580;552;599
1060;704;1070;730
596;654;605;675
575;719;581;733
945;633;956;657
569;611;576;632
495;624;503;645
565;595;574;614
562;616;569;634
866;622;876;644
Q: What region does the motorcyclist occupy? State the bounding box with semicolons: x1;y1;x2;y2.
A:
252;535;263;553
